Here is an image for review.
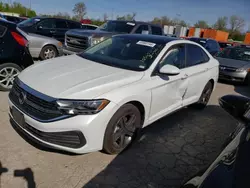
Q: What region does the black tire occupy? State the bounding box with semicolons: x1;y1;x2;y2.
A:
0;63;22;91
40;45;58;60
103;104;142;155
191;81;213;110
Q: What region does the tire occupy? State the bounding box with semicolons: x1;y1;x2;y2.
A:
103;104;142;155
40;45;58;60
191;81;213;110
0;63;22;91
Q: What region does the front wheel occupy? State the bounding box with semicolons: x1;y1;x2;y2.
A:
0;63;22;91
103;104;142;155
40;45;58;60
191;81;213;110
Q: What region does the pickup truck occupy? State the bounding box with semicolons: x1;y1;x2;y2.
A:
63;20;163;54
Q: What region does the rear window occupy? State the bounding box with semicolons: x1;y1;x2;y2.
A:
0;25;7;37
219;42;233;48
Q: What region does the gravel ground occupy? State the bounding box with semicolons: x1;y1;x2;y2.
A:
0;82;249;188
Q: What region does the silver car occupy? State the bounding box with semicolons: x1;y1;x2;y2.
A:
216;46;250;84
18;28;63;60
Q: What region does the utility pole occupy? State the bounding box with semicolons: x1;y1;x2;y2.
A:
111;8;114;20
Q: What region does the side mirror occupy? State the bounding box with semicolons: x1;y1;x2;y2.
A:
219;95;250;124
37;25;43;30
159;64;180;76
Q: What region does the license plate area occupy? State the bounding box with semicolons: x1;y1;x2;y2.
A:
11;107;25;128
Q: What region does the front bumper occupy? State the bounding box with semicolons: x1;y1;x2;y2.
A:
219;70;247;82
9;99;118;154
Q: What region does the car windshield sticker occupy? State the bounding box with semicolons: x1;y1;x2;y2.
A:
127;22;135;26
139;65;146;69
34;18;40;22
244;51;250;55
200;40;206;43
137;41;156;47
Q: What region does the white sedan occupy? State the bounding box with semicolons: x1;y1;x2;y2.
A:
8;34;219;154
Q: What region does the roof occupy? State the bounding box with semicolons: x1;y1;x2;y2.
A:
113;34;178;44
106;20;161;27
189;37;216;41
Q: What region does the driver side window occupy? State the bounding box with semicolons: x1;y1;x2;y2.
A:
160;44;185;69
37;19;55;29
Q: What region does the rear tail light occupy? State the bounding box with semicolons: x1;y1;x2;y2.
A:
11;32;28;47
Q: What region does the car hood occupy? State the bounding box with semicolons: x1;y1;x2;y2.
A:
18;55;144;99
216;57;250;69
66;29;119;38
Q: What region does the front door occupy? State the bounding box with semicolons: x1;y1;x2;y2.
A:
182;43;212;106
35;19;56;38
149;44;188;123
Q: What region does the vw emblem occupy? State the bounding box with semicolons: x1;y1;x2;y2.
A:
18;92;27;105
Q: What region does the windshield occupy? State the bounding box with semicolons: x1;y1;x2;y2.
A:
18;17;41;27
78;36;164;71
188;38;207;47
97;21;135;33
216;47;250;61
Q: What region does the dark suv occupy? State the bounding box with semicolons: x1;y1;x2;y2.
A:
187;37;220;56
0;20;33;91
17;17;83;42
63;20;163;54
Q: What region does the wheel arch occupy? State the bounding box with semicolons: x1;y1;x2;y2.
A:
125;100;145;126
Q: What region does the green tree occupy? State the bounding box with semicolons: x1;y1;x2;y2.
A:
73;2;87;20
213;16;228;31
116;12;136;21
194;20;209;28
151;16;172;26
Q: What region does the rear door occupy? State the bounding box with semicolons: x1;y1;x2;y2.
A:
182;43;211;106
54;19;69;42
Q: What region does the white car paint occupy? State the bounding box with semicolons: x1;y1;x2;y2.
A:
9;39;219;154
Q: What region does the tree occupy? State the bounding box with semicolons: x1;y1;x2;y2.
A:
116;13;136;21
194;20;209;28
0;2;36;17
229;15;245;33
103;13;108;21
151;16;172;26
73;2;86;20
213;16;228;31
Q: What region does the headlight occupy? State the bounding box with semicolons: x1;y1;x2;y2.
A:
56;99;110;115
236;68;246;72
91;37;104;46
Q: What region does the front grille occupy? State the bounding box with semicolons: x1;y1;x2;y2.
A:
9;80;64;121
10;117;86;149
65;34;89;50
219;65;237;72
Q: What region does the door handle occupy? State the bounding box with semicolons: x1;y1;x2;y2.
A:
181;74;188;80
50;30;56;33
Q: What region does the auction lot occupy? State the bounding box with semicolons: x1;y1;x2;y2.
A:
0;82;249;188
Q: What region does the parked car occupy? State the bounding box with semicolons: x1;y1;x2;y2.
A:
215;46;250;84
182;94;250;188
187;37;220;56
17;17;83;42
218;41;240;51
9;34;219;154
18;29;63;60
0;20;33;91
4;15;27;24
81;24;98;30
63;20;164;54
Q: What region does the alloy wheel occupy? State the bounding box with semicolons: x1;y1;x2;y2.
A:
0;67;20;89
113;113;137;150
44;48;56;59
201;87;212;105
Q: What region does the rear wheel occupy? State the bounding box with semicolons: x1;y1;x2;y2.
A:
0;63;21;91
40;45;58;60
191;81;213;110
103;104;142;154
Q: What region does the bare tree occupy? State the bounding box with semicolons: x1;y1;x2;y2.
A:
73;2;86;20
213;16;228;31
103;13;108;21
194;20;209;28
229;15;245;32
